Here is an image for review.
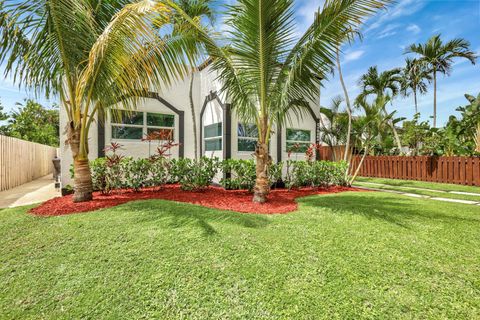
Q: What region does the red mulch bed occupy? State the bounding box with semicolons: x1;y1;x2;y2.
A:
29;185;361;216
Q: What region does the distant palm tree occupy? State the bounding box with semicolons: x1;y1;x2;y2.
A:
406;35;477;127
400;58;432;114
171;0;215;159
173;0;393;203
357;66;403;152
0;0;195;202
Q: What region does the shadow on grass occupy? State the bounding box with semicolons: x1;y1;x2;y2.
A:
299;192;480;228
112;200;272;236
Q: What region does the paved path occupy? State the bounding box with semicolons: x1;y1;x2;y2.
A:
355;182;480;206
0;175;60;209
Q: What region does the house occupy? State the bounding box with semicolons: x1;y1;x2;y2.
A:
59;63;324;187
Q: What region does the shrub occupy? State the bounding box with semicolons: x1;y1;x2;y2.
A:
269;162;284;188
90;158;107;193
220;159;256;191
122;157;151;192
148;157;170;189
285;160;348;189
171;157;220;191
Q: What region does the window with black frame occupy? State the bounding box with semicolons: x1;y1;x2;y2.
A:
111;110;175;141
204;122;222;151
237;123;258;152
286;128;311;153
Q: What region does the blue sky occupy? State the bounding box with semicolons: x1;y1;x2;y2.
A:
1;0;479;127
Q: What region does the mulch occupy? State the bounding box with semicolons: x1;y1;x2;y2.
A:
29;185;361;216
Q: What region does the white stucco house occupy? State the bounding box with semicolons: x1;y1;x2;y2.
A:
59;62;325;187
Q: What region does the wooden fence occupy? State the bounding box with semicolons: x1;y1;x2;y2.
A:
350;156;480;186
0;135;58;191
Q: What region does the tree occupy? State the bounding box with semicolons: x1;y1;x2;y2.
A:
455;93;480;154
0;99;59;147
406;35;477;127
0;0;195;202
174;0;393;203
357;66;403;152
400;58;431;114
349;95;394;184
0;100;8;121
170;0;215;159
400;113;430;156
319;96;349;161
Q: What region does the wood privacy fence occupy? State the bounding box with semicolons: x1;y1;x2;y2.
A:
350;156;480;186
0;135;58;191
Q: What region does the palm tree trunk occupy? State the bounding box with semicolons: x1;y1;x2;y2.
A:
189;71;198;159
414;89;418;114
336;48;353;163
68;124;93;202
349;146;369;185
433;69;437;128
390;121;402;153
253;141;271;203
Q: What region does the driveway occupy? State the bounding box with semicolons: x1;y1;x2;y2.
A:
0;175;60;209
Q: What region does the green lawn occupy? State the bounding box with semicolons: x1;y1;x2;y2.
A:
356;177;480;193
1;192;480;319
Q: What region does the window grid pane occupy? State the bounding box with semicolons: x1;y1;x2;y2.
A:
205;138;222;151
238;138;257;152
147;113;174;127
112;110;144;125
286;142;310;153
238;123;258;138
147;128;174;140
205;123;222;138
112;126;144;140
286;128;311;142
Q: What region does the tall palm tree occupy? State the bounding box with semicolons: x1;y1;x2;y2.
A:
319;96;349;161
400;58;431;114
173;0;393;203
0;0;195;202
170;0;215;159
406;35;477;127
357;66;403;152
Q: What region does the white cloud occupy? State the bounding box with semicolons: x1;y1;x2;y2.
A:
365;0;426;33
406;24;421;34
344;50;365;62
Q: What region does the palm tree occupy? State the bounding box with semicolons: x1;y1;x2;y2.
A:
349;95;393;184
319;96;349;161
0;0;195;202
406;35;477;127
173;0;393;203
357;66;403;152
400;58;431;114
170;0;215;159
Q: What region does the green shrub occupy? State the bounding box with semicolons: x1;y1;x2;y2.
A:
220;159;256;191
122;157;151;192
171;157;220;191
148;157;170;189
285;160;348;189
90;158;107;193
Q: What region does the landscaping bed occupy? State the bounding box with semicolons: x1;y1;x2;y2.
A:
30;184;359;216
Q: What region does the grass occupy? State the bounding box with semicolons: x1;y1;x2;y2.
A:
356;177;480;193
1;192;480;319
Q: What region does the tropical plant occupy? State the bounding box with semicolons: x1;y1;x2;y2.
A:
401;113;431;156
0;0;195;202
173;0;393;202
0;99;59;146
170;157;219;191
349;95;394;184
406;35;477;127
319;97;349;161
357;66;403;152
400;58;432;114
170;0;215;159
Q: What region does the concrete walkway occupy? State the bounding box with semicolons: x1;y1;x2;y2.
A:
355;183;480;206
0;175;60;209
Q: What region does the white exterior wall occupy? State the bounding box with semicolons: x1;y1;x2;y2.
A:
59;64;323;187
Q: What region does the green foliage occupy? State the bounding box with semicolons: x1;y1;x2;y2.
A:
220;159;256;191
170;157;220;191
285;160;348;189
148;157;171;189
90;158;107;193
122;158;151;192
401;113;431;155
0;99;59;147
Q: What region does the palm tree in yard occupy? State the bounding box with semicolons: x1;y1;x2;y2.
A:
400;58;431;114
406;35;477;127
170;0;215;159
357;66;403;152
173;0;393;203
0;0;195;202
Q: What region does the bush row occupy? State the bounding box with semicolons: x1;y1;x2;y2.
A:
78;157;348;194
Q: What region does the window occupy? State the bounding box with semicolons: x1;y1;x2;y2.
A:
204;122;222;151
238;123;258;152
286;128;311;153
111;110;175;141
